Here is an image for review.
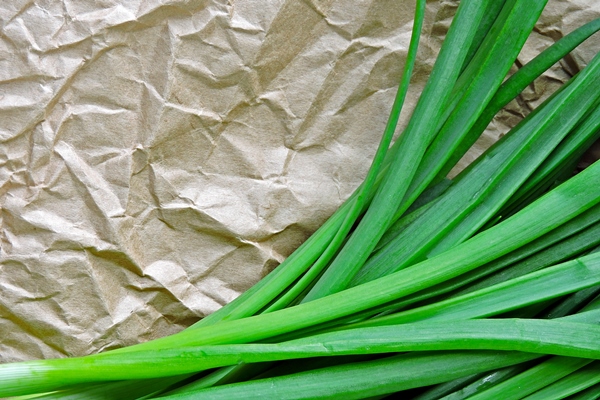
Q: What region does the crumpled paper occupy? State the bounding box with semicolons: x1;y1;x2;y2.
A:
1;0;599;362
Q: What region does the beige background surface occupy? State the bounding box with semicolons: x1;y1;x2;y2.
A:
1;0;599;362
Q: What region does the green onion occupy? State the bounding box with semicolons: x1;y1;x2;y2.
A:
2;1;600;398
161;352;538;400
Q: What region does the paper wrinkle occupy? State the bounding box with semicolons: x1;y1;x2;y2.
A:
1;0;599;362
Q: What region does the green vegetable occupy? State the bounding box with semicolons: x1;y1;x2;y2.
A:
161;352;539;400
2;1;600;398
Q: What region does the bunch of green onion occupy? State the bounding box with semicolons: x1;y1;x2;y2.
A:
3;0;600;398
